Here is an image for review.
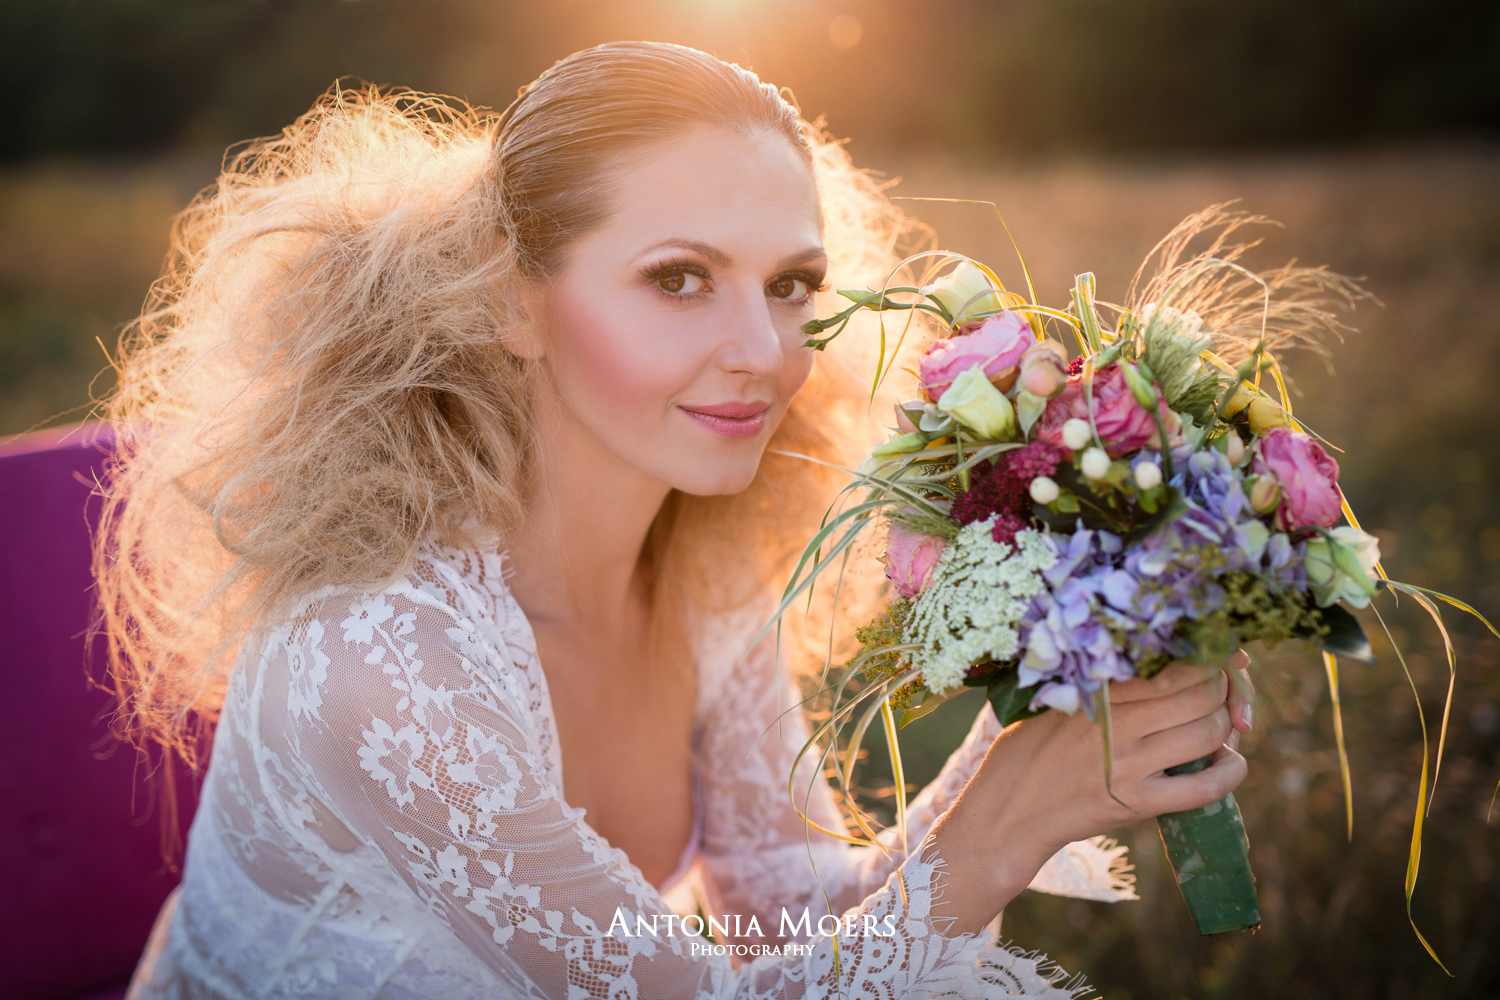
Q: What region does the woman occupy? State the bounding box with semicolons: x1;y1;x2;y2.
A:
104;42;1252;999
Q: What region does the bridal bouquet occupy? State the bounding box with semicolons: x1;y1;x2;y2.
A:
773;207;1494;963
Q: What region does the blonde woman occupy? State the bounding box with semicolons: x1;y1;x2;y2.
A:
105;42;1252;999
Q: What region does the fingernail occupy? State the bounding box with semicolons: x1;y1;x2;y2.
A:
1242;704;1254;730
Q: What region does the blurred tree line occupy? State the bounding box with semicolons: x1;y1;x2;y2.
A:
1;0;1495;164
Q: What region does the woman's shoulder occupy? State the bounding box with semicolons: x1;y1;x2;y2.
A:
262;540;543;704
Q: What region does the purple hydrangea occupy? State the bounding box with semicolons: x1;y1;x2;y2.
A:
1017;528;1136;714
1015;446;1310;713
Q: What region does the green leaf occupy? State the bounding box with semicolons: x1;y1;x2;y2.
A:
1119;360;1159;410
1095;686;1133;812
986;670;1044;727
1370;603;1454;975
1319;604;1375;664
898;685;965;727
1323;651;1354;841
1383;581;1500;640
1072;272;1103;354
880;702;910;862
1015;389;1048;438
961;661;1000;687
870;431;932;458
1091;342;1124;369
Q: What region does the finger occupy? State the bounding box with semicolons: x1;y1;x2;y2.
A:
1110;663;1223;704
1138;704;1233;773
1112;673;1228;739
1225;650;1255;732
1226;728;1241;752
1144;744;1248;815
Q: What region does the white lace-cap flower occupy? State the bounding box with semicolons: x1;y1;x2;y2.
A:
905;518;1057;695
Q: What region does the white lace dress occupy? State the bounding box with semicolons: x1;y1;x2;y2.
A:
127;544;1135;999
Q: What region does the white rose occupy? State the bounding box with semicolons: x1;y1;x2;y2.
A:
936;364;1016;439
923;260;1000;326
1303;527;1381;608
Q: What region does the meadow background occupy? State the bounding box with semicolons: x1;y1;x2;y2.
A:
2;2;1497;998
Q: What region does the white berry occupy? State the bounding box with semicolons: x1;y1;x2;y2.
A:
1133;462;1163;490
1081;447;1111;480
1029;476;1061;504
1062;418;1092;451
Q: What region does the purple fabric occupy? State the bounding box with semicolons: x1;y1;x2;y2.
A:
0;425;201;1000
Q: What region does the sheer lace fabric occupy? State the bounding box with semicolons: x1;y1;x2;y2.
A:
128;545;1132;999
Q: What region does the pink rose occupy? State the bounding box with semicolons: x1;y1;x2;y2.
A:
1251;428;1342;530
1034;364;1175;457
884;522;946;598
918;311;1032;402
1018;340;1069;398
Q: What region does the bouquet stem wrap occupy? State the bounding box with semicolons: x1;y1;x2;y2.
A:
1157;756;1261;935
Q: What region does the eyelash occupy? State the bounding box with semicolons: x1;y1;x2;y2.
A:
642;260;830;304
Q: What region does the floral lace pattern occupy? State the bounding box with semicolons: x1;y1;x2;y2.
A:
129;544;1129;999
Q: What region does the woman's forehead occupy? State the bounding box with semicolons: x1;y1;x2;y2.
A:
590;128;822;261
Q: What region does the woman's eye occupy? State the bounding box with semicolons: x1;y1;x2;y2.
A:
657;269;707;295
767;275;811;301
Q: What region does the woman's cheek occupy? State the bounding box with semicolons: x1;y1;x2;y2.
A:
778;338;816;401
554;299;693;425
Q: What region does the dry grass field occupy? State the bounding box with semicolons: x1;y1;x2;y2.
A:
2;144;1497;998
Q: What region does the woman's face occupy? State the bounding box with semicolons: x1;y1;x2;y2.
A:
536;127;824;496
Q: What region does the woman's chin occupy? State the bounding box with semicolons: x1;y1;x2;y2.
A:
665;456;762;497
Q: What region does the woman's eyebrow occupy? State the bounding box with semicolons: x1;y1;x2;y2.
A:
635;241;827;271
779;247;828;269
638;238;732;267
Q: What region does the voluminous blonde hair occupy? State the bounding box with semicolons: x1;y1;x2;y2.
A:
96;41;922;766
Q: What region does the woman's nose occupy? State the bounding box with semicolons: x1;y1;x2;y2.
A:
718;289;784;378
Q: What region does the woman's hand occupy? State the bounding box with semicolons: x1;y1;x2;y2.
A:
926;651;1254;935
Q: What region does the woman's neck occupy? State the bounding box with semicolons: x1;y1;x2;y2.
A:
502;383;672;634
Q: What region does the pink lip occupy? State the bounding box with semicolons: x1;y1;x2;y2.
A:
680;401;772;440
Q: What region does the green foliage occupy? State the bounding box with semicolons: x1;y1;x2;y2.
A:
1315;603;1376;664
1175;569;1328;666
1032;456;1184;542
984;667;1044;727
853;597;913;684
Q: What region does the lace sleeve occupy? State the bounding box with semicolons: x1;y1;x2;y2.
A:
694;620;1134;946
247;579;1081;999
